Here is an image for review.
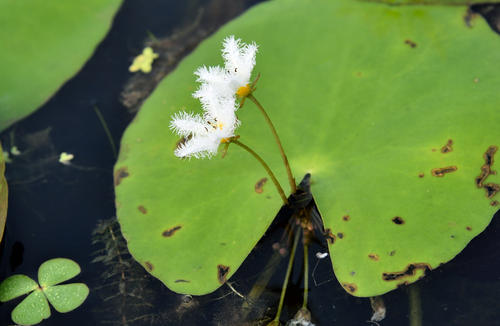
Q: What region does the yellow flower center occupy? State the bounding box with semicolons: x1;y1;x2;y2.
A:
220;138;230;143
236;84;251;98
216;122;224;130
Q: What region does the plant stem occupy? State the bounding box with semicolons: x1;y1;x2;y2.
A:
232;139;288;205
271;228;301;325
302;236;309;309
248;94;296;194
93;105;117;159
408;283;422;326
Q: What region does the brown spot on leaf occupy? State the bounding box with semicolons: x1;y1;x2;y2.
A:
491;200;499;206
342;215;350;221
418;173;425;178
138;205;147;214
466;226;472;231
431;148;437;152
217;264;230;284
144;261;154;272
114;167;129;186
389;250;396;256
162;225;182;237
324;228;336;244
484;183;500;199
431;166;458;177
382;263;431;282
392;216;405;225
368;254;380;261
404;39;417;48
254;177;268;194
337;232;344;239
475;146;497;187
342;282;358;294
440;139;453;153
175;279;190;283
475;146;499;200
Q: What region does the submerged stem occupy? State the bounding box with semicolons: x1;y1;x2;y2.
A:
408;283;422;326
272;228;301;325
93;105;117;159
232;139;288;205
302;237;309;309
248;94;297;194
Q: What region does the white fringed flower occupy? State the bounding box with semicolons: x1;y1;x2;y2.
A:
221;35;258;93
170;108;238;159
170;35;257;159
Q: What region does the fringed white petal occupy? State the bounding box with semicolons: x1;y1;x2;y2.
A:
174;133;220;159
169;111;208;137
222;35;258;88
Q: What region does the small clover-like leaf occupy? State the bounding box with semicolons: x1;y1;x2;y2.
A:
0;275;38;302
38;258;81;287
43;283;89;313
11;288;50;326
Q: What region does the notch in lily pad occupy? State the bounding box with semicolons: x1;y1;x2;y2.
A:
0;258;89;326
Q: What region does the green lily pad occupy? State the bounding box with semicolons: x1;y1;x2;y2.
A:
38;258;82;287
43;283;89;313
0;275;38;302
0;146;7;243
0;0;122;132
115;0;500;297
11;289;50;326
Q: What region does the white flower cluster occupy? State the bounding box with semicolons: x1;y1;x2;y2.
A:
170;36;258;158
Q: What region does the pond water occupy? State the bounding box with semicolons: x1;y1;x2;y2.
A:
1;1;499;325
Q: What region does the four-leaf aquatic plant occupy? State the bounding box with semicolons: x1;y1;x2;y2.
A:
0;258;89;326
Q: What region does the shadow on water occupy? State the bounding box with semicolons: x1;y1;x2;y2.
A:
1;0;500;325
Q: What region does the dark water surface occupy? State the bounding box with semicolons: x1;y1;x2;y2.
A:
1;1;500;325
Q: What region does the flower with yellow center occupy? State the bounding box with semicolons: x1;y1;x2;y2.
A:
169;35;258;159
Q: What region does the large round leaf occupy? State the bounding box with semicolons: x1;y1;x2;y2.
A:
0;0;122;132
115;0;500;296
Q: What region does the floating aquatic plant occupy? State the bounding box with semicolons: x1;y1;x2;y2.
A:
114;0;500;305
129;47;159;74
0;258;89;326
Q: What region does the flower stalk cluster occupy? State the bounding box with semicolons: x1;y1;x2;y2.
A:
169;35;313;325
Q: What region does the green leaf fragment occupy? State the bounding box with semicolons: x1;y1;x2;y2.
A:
0;275;38;302
38;258;81;287
115;0;500;297
43;283;89;313
361;0;500;5
11;289;50;326
0;0;122;132
0;145;8;243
